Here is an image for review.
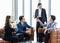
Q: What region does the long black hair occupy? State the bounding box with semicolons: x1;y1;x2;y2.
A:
5;16;11;26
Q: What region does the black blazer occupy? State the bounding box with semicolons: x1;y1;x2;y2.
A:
35;8;47;23
3;24;14;41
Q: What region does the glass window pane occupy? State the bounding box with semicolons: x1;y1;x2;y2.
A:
51;0;60;28
0;0;12;28
24;0;30;25
18;0;22;22
32;0;38;42
32;0;38;27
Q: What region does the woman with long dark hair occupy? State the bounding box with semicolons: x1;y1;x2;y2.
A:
3;16;18;43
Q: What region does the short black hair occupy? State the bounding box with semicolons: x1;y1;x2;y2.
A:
37;17;42;21
51;15;56;21
19;16;24;21
38;3;42;6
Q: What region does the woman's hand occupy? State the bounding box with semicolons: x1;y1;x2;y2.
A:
37;19;42;23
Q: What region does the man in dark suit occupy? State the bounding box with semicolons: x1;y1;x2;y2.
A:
16;16;33;41
34;3;47;43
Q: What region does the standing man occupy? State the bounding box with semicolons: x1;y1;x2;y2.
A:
34;3;47;42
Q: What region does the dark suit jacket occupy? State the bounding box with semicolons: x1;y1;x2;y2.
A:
3;24;14;41
17;22;33;34
35;8;47;23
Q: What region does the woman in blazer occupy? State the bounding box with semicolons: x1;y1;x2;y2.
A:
3;16;18;43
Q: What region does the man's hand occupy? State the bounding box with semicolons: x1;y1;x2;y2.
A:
26;30;31;35
33;15;35;18
26;28;29;30
44;29;47;34
33;28;35;32
26;28;31;31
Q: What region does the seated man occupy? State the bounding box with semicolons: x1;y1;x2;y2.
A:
16;16;34;41
38;15;57;43
44;15;57;43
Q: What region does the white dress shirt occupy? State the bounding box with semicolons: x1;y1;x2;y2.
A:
38;9;41;17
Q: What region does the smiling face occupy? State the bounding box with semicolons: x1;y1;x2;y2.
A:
50;15;56;23
21;17;25;23
50;18;54;23
38;5;42;9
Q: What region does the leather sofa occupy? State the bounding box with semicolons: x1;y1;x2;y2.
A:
0;28;34;43
1;28;60;43
0;29;5;38
38;29;60;43
50;29;60;43
0;40;11;43
50;30;57;43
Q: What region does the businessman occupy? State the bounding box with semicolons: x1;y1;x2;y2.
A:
44;15;57;43
34;3;47;42
16;16;33;41
38;15;57;43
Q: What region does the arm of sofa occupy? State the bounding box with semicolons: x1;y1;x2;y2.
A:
0;29;5;38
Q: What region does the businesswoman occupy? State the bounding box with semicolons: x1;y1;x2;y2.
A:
3;16;18;43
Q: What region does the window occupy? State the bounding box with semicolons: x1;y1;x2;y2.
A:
18;0;30;25
24;0;30;25
32;0;38;27
0;0;12;28
32;0;38;42
18;0;22;22
51;0;60;28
